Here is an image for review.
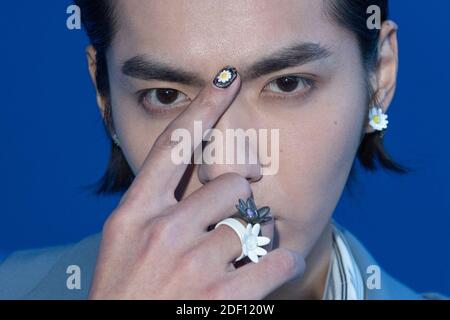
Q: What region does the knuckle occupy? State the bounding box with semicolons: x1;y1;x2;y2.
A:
203;282;228;300
101;210;137;243
274;248;301;277
116;193;140;213
220;172;252;196
103;210;126;236
119;186;143;206
178;249;204;273
147;216;176;242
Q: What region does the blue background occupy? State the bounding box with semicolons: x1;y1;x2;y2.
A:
0;1;449;296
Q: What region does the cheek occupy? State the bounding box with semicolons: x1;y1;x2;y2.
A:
275;88;367;220
284;108;363;189
266;95;365;252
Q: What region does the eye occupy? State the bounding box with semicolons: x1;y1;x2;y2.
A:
263;75;315;98
138;88;190;112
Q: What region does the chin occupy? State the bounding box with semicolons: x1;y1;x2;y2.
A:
273;216;331;254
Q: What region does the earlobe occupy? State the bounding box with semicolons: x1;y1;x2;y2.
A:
365;20;399;134
85;45;107;119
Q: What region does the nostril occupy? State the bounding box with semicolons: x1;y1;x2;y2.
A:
246;174;262;183
197;161;263;185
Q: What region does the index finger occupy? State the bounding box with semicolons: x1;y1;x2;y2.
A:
125;66;241;208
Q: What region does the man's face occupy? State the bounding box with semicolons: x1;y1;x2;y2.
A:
105;0;367;255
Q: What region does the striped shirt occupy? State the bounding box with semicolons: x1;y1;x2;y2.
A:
322;225;365;300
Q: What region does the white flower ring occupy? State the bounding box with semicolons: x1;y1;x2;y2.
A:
214;218;271;264
242;223;271;263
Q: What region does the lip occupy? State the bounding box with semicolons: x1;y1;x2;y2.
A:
260;214;274;251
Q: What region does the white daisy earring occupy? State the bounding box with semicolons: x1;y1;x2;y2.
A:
112;133;120;147
368;107;389;131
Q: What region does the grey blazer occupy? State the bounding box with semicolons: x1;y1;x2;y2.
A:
0;228;445;300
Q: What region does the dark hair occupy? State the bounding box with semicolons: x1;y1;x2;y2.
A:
75;0;405;194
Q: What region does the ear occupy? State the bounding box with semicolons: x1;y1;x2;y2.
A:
86;45;108;123
365;20;399;133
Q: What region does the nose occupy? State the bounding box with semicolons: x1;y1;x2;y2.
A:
197;99;263;184
198;158;262;184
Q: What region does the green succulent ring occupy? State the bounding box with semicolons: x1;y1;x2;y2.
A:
235;197;272;225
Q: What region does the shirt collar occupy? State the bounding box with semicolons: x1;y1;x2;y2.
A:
322;224;365;300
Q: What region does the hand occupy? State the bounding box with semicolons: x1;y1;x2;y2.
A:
88;68;305;299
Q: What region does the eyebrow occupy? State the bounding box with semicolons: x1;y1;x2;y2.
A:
122;56;206;87
121;42;332;86
242;42;332;81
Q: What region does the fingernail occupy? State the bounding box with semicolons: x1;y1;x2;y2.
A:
212;66;238;89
